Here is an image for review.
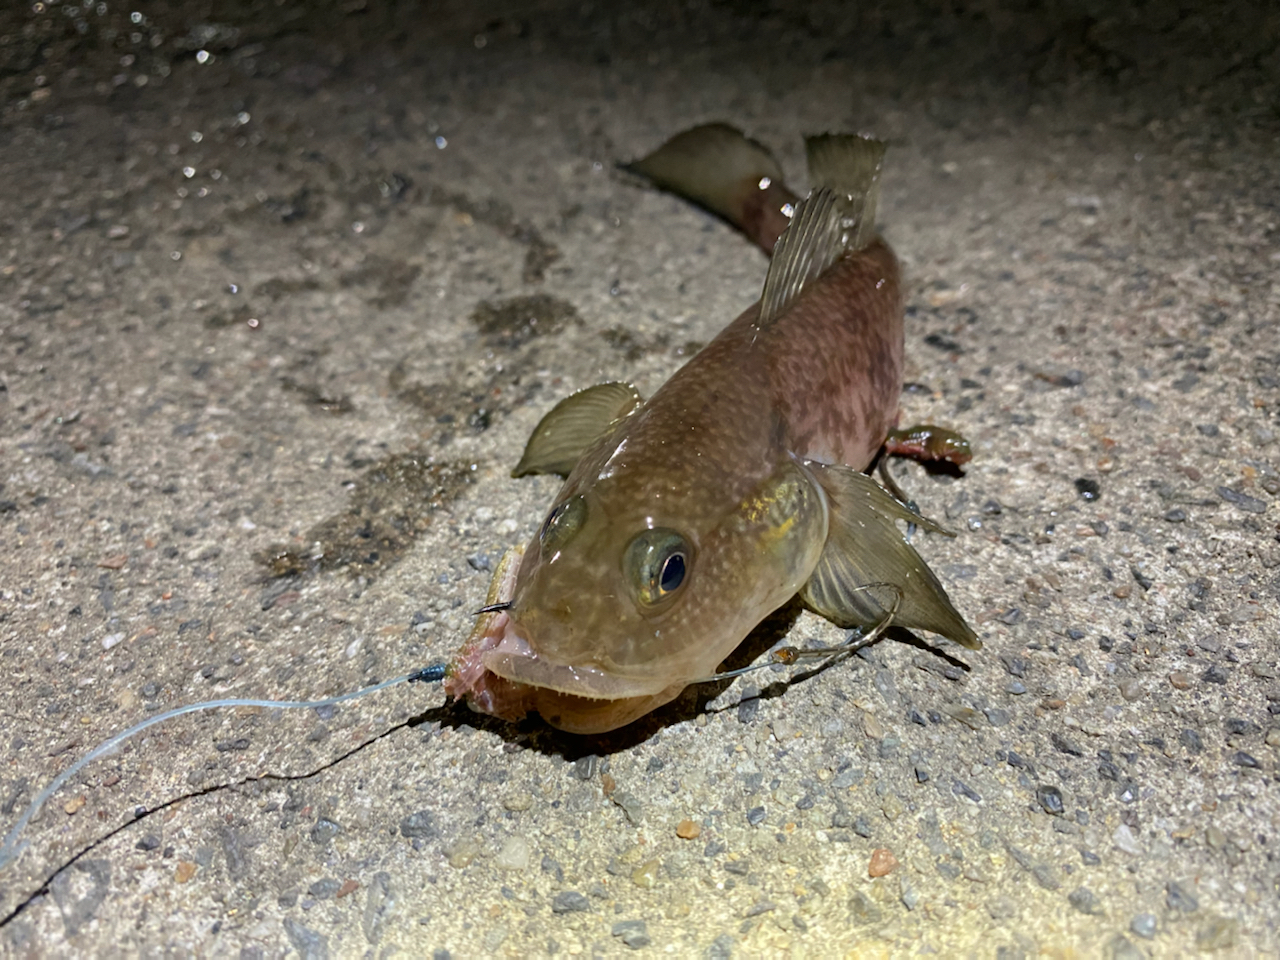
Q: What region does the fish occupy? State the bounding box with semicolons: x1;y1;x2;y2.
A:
444;123;978;734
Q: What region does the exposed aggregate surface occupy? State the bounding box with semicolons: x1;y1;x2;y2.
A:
0;1;1278;956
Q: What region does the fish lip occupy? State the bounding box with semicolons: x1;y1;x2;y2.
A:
481;624;674;701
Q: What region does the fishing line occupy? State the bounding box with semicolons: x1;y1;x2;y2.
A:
694;582;903;684
0;663;447;872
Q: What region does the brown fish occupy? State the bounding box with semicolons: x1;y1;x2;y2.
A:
445;124;978;734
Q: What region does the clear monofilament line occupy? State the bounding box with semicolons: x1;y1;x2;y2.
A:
693;583;903;685
0;663;446;871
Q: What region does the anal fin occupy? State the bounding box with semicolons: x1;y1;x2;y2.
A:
512;382;643;478
800;462;980;650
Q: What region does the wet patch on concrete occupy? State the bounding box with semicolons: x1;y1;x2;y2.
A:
470;293;579;349
339;255;423;309
600;326;706;364
391;293;583;442
427;188;562;283
388;365;506;439
278;377;355;415
255;276;325;300
256;454;472;581
601;326;666;362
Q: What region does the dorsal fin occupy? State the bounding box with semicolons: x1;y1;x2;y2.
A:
756;134;888;328
805;133;886;250
757;187;843;327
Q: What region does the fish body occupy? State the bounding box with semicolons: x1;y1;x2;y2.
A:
445;125;976;734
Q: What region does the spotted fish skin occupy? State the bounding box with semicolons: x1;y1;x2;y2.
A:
445;125;977;734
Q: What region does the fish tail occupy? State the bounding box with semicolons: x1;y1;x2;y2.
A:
624;123;798;252
804;134;886;250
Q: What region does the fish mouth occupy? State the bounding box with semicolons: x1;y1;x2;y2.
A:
480;627;670;700
443;548;670;720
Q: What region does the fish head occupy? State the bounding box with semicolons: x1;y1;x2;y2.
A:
479;454;829;723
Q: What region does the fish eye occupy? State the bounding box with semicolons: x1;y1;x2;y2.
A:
539;495;586;554
624;528;691;608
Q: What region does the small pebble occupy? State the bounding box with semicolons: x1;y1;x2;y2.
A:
551;891;591;914
746;806;766;827
1130;913;1157;939
868;848;899;877
1203;665;1229;685
399;814;440;839
848;889;882;925
496;836;530;871
309;819;341;845
1035;784;1065;815
1074;477;1101;501
630;859;660;889
1105;934;1145;960
1067;885;1103;916
611;920;650;950
174;861;197;884
1217;486;1266;513
676;819;702;840
1113;824;1142;855
612;791;644;825
1117;679;1142;701
445;839;481;869
308;878;341;900
1166;880;1199;913
899;876;920;911
1169;672;1191;690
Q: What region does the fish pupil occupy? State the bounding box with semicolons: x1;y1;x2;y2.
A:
659;553;686;593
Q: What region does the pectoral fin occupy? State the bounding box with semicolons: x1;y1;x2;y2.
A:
800;462;980;650
512;382;643;478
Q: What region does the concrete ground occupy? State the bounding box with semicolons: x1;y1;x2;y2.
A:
1;1;1278;956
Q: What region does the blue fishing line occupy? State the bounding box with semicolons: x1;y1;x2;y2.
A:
0;663;446;871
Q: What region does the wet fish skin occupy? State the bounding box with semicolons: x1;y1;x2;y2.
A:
446;126;976;734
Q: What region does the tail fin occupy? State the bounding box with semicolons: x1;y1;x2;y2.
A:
624;124;797;252
805;134;886;250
